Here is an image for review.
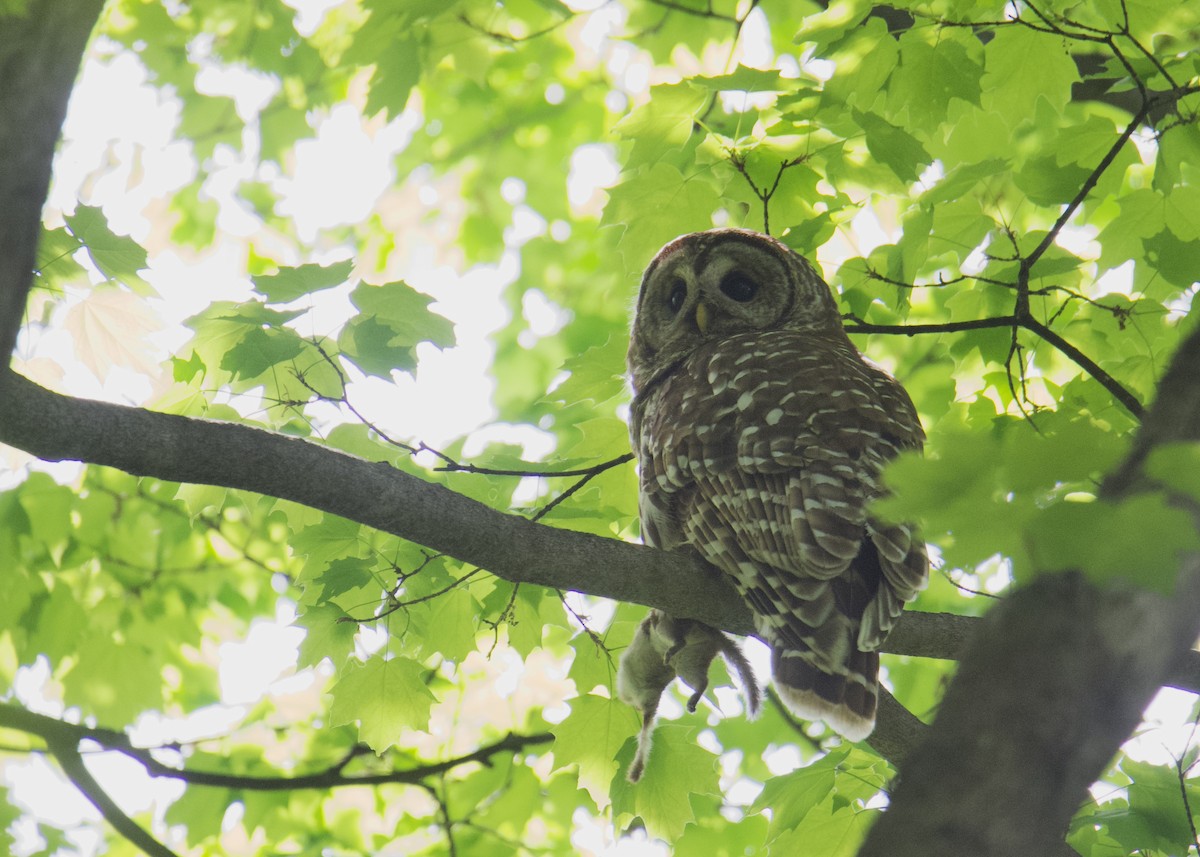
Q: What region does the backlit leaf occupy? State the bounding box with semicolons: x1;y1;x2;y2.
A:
328;656;438;752
252;260;354;303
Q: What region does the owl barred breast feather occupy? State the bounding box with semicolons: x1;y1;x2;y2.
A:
622;228;928;747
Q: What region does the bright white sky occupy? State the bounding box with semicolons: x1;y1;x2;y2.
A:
3;2;1193;855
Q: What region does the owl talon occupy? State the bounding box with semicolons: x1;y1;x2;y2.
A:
617;609;762;780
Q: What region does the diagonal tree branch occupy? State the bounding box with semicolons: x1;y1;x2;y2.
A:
867;688;928;767
2;704;181;857
1018;316;1145;418
846;313;1146;419
858;322;1200;857
0;0;106;365
0;369;754;629
51;742;181;857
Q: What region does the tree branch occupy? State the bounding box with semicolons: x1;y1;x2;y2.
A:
858;322;1200;857
0;369;756;631
2;369;1199;687
1019;316;1145;419
641;0;739;24
0;704;554;793
51;742;181;857
0;0;106;365
866;688;928;767
0;705;181;857
848;313;1146;418
132;730;554;791
844;315;1018;337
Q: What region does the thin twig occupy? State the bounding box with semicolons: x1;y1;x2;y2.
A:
1022;102;1149;274
864;268;1013;292
530;460;616;522
642;0;738;23
0;704;556;792
843;315;1019;336
457;9;573;44
342;567;487;623
728;151;804;235
1019;317;1145;418
433;451;635;479
425;779;459;857
1004;330;1039;425
301;341;635;480
1175;749;1200;856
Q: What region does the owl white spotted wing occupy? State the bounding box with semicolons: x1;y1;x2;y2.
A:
635;327;926;737
624;227;928;746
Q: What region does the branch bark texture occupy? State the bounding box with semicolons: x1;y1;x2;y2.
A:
4;367;1200;782
858;323;1200;857
0;369;758;627
0;0;105;365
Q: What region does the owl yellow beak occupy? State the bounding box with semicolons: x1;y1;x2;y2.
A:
694;301;709;334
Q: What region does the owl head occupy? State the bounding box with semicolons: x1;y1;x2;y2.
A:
628;229;845;393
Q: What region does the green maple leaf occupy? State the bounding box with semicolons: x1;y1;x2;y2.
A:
420;587;479;662
64;205;153;294
340;280;455;377
981;25;1078;123
551;693;638;806
328;656;438;752
295;603;357;669
252;260;354;303
612;723;720;841
851;109;931;183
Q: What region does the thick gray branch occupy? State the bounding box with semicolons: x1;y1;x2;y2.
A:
2;370;1199;673
3;366;1199;782
0;370;937;769
0;0;106;365
0;369;755;631
859;323;1200;857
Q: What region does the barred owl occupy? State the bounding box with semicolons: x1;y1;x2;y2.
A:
621;228;926;754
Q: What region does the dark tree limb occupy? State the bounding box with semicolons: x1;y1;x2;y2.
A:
0;704;181;857
0;368;756;629
866;689;928;768
0;703;552;793
846;312;1147;419
0;0;106;366
858;322;1200;857
51;743;181;857
1019;316;1145;419
4;367;1194;692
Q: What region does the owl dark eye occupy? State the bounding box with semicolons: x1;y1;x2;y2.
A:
720;272;758;302
667;277;687;314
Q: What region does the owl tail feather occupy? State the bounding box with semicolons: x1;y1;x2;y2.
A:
771;647;878;742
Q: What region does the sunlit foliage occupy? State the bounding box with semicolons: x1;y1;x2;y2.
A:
2;0;1199;854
